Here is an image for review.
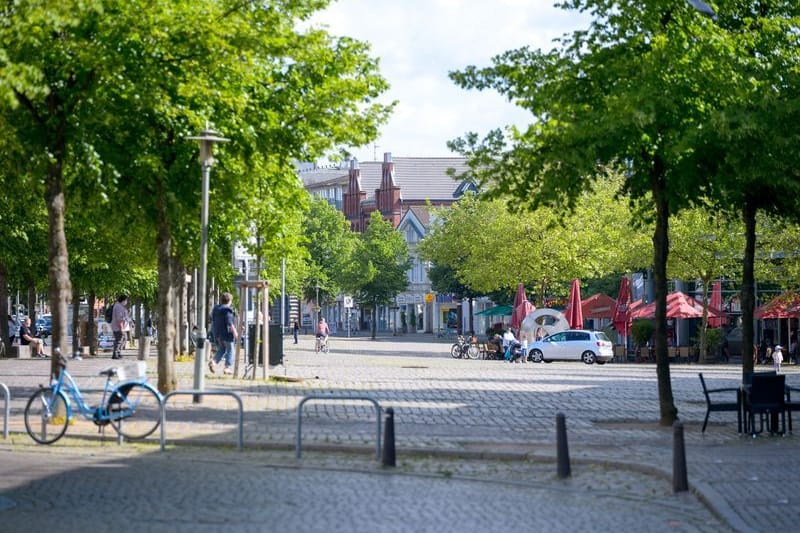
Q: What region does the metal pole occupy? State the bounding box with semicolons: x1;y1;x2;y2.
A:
193;162;211;403
281;257;286;333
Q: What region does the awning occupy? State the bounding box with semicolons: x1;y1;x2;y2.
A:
475;305;513;317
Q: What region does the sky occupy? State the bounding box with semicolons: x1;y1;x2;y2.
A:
311;0;591;162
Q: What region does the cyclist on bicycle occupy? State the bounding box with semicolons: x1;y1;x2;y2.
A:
315;317;330;352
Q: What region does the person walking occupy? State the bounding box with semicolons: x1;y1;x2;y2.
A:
111;295;130;359
293;320;299;344
209;292;237;375
773;344;784;374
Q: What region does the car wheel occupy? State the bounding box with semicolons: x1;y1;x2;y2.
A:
529;349;544;363
596;360;606;365
581;351;596;364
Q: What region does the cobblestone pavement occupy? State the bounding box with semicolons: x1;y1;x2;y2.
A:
1;333;798;532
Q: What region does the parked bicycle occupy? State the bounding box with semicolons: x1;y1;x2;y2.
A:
450;335;479;359
23;352;162;444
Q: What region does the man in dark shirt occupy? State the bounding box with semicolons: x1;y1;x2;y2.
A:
209;292;237;375
19;317;45;357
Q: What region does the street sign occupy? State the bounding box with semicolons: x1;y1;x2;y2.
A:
424;293;434;304
344;296;353;308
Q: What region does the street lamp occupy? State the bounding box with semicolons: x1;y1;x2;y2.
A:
187;125;229;401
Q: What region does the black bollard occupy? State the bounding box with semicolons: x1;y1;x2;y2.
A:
556;413;571;479
382;407;396;467
673;420;688;493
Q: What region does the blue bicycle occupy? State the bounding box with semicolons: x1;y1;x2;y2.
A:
24;354;162;444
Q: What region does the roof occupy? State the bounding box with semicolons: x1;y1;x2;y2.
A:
298;156;471;202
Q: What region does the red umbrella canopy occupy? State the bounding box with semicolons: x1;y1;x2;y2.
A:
564;279;584;329
708;282;727;327
755;291;800;319
581;293;617;319
511;283;535;329
613;276;631;334
630;292;725;320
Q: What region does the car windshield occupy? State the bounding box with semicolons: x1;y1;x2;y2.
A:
594;331;610;342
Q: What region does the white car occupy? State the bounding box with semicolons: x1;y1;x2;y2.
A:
527;330;613;365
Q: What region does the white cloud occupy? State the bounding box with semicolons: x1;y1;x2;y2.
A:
312;1;590;161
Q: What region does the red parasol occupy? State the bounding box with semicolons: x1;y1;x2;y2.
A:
613;276;631;336
754;291;800;319
511;283;535;330
708;282;727;327
629;292;725;320
564;279;584;329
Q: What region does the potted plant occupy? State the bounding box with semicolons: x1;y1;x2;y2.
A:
631;320;655;362
400;311;407;334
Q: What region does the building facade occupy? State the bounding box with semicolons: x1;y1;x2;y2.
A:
300;152;477;334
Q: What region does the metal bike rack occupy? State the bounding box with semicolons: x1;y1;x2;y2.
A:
1;383;9;440
296;395;382;459
160;390;243;452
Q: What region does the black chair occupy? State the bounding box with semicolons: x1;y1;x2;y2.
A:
699;373;742;433
747;373;786;436
741;371;776;433
786;386;800;433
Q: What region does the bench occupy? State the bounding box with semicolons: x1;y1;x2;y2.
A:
3;345;33;359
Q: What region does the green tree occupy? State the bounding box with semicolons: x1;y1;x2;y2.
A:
668;206;744;362
345;212;410;340
420;174;648;305
1;1;392;389
449;2;730;425
690;3;800;378
301;198;358;305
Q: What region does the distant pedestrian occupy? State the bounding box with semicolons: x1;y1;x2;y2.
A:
293;320;299;344
111;295;130;360
773;345;783;373
209;292;237;376
7;315;17;346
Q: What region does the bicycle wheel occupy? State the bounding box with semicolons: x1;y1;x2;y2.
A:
467;344;480;359
24;388;70;444
450;343;461;358
108;383;162;440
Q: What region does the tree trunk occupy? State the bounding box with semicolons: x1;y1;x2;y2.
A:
371;304;377;340
71;286;81;357
156;192;177;394
468;296;475;334
170;256;182;360
651;159;678;426
88;292;97;356
26;282;36;324
698;276;710;364
188;272;196;353
0;263;8;354
741;200;757;380
45;152;72;377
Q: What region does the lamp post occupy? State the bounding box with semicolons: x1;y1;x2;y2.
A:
187;126;229;402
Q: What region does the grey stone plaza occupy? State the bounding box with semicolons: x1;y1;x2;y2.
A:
0;334;797;532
